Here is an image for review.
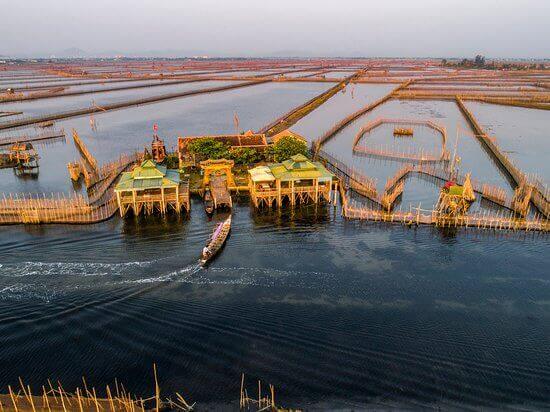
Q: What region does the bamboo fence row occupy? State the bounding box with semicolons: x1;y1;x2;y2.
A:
353;143;449;163
0;365;194;412
343;197;550;232
0;150;139;224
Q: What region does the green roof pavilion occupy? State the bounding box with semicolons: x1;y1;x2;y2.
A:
114;159;189;216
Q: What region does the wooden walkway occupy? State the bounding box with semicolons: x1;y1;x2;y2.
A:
87;153;139;204
210;175;232;208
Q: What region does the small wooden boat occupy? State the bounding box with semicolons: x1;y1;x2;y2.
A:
204;189;214;215
200;216;231;265
393;127;413;136
37;120;54;129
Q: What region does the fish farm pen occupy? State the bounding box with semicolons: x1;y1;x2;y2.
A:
0;57;549;410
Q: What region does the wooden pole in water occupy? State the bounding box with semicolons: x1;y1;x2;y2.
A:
26;385;36;412
47;379;58;404
92;388;100;412
153;363;160;412
57;384;67;412
106;385;115;412
240;373;244;409
76;388;84;412
8;386;18;412
42;386;51;412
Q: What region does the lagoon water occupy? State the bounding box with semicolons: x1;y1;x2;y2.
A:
0;83;549;409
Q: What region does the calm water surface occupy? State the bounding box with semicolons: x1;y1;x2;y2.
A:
0;202;549;409
0;85;549;409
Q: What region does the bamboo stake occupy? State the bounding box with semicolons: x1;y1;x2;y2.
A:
153;364;160;412
106;385;115;412
8;386;18;412
76;388;84;412
92;387;101;412
47;379;58;404
42;386;51;412
58;384;68;412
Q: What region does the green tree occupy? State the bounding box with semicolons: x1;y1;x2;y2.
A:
474;54;485;67
164;153;179;169
270;136;308;162
230;147;262;165
188;138;230;160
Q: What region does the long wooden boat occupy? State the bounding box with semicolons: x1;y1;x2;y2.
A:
200;215;231;265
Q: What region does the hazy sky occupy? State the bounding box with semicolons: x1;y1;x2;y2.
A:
2;0;549;58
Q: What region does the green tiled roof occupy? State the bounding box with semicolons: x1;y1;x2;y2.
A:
115;160;181;191
281;154;317;171
259;154;335;182
448;185;464;196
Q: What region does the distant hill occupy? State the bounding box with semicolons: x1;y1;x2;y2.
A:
57;48;87;57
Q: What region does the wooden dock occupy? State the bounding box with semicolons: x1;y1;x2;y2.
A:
210;175;232;208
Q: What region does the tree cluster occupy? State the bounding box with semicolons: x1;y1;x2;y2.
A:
187;135;309;165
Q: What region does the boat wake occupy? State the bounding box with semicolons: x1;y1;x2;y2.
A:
0;260;157;278
0;259;199;301
0;259;339;301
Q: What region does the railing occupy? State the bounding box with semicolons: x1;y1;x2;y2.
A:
316;149;378;200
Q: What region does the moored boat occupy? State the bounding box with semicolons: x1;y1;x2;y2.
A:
200;215;231;265
204;189;214;215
